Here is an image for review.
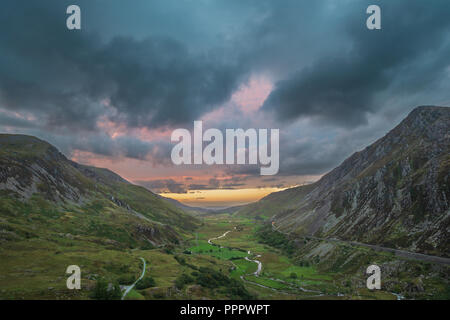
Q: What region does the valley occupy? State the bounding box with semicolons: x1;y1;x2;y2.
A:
1;200;449;300
0;107;449;300
182;215;449;300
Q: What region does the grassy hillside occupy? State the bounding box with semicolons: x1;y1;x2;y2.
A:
0;134;204;299
234;184;315;219
0;134;198;232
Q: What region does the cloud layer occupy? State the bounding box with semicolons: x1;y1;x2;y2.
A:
1;0;449;193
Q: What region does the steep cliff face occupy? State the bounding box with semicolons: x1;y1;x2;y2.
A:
0;134;198;245
238;106;450;257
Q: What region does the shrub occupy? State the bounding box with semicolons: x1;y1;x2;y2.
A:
90;278;122;300
153;292;165;299
118;264;130;273
136;276;156;290
140;242;155;250
117;274;135;285
175;273;194;289
256;225;295;256
174;255;186;265
297;260;310;267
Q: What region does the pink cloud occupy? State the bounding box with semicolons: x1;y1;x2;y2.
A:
231;75;273;114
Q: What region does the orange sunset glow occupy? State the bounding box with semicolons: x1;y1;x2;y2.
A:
70;149;321;208
162;186;290;208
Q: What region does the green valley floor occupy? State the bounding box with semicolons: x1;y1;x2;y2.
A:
2;213;448;300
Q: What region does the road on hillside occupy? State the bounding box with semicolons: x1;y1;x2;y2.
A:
121;257;146;300
272;224;450;266
209;225;411;299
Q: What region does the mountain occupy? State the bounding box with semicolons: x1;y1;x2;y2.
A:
237;106;450;257
0;134;198;247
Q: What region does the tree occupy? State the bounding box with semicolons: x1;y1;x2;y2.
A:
136;277;156;290
90;278;121;300
175;273;194;289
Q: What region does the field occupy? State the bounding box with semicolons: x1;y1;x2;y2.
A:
1;209;448;300
184;215;349;299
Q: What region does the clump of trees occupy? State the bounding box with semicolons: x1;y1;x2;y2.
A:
195;267;253;299
174;255;199;270
136;276;156;290
175;273;194;289
173;267;253;299
256;225;295;256
90;278;122;300
297;260;310;267
117;274;135;285
174;255;186;265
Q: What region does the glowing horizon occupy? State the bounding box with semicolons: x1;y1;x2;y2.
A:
160;186;295;208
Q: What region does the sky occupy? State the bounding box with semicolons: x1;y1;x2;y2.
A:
1;0;450;207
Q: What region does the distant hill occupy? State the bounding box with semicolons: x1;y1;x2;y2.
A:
157;195;247;217
157;195;214;215
0;134;199;247
236;106;450;257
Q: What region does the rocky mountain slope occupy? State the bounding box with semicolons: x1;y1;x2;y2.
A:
237;106;450;257
0;134;198;246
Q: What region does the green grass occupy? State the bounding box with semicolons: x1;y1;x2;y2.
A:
124;289;145;300
245;276;289;290
279;264;332;281
230;258;257;279
188;240;247;260
2;198;448;300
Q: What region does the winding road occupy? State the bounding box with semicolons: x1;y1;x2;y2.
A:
244;251;262;276
208;231;263;277
121;257;146;300
208;226;406;299
207;231;232;245
273;224;450;266
208;228;316;295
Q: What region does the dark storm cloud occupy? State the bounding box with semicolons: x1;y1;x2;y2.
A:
0;1;248;132
0;2;105;132
1;0;450;179
278;140;349;176
112;136;172;163
94;36;247;128
23;129;172;165
3;0;449;132
224;165;260;176
137;175;251;193
261;0;450;127
0;113;36;129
